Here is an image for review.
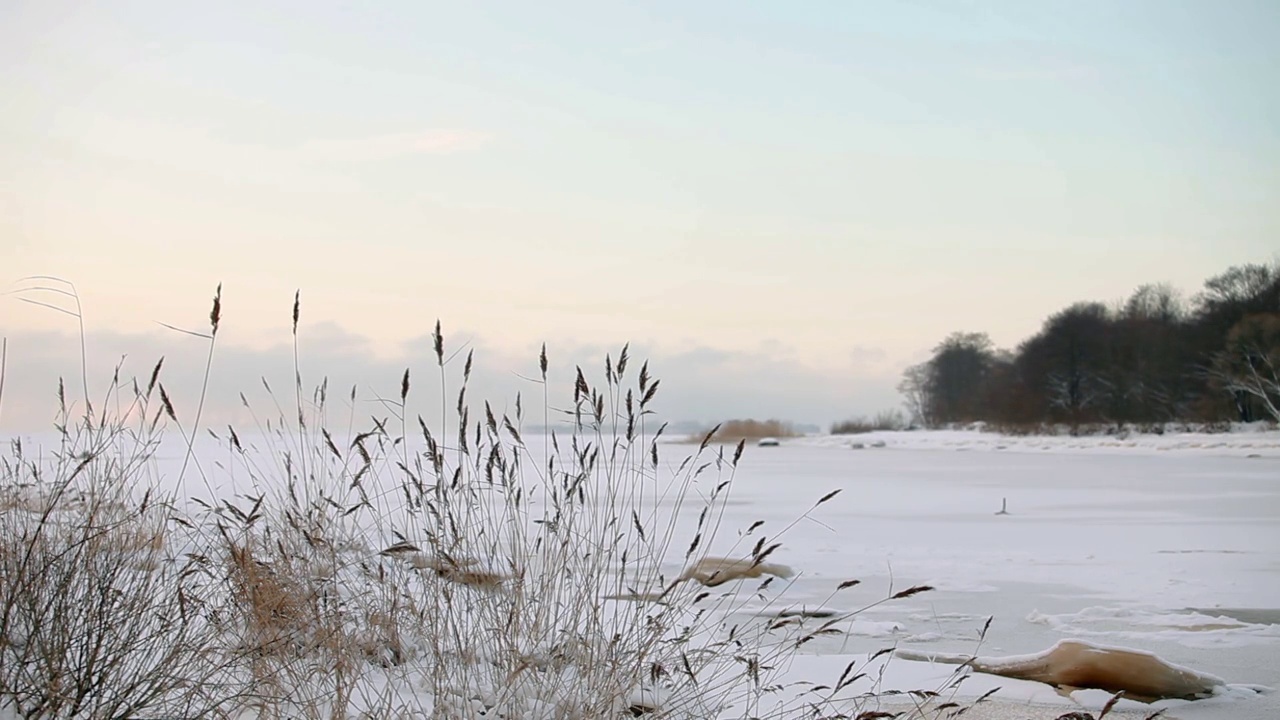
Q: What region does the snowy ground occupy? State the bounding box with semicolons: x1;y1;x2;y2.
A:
719;428;1280;719
4;425;1278;718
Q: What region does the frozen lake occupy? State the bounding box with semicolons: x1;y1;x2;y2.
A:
5;426;1278;718
709;432;1280;718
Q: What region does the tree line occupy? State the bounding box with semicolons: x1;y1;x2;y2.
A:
899;261;1280;429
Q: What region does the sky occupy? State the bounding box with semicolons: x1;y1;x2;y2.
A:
2;1;1278;432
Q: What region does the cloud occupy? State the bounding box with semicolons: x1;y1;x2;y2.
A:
0;327;904;434
302;129;492;161
848;345;889;369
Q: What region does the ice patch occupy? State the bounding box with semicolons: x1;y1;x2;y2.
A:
1027;605;1280;648
908;611;987;623
845;619;906;637
921;578;1000;593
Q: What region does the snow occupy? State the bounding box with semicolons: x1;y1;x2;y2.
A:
783;423;1280;457
4;425;1278;718
693;428;1280;719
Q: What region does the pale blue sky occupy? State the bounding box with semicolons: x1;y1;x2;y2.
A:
2;1;1278;429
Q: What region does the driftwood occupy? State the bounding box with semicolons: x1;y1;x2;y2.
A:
896;639;1226;703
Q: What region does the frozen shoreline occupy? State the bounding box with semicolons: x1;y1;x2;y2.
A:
773;424;1280;458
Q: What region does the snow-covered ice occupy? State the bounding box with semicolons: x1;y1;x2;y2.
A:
710;428;1280;718
4;425;1277;718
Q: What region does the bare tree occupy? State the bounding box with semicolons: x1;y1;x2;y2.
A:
1016;303;1113;426
1124;283;1185;324
927;332;997;425
897;362;934;428
1210;313;1280;423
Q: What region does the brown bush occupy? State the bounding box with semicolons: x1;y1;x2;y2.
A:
690;418;801;442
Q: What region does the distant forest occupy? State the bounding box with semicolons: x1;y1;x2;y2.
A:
900;261;1280;429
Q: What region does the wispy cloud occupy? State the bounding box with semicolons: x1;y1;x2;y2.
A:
302;129;492;161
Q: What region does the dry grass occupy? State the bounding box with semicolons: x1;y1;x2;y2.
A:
225;539;321;655
676;555;794;587
688;418;803;443
1;282;983;719
0;383;250;719
830;409;907;435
